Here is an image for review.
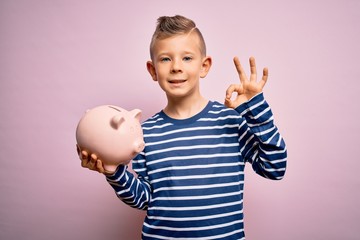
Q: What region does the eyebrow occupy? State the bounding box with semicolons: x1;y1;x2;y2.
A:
156;50;196;56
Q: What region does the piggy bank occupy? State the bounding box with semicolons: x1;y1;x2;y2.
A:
76;105;145;172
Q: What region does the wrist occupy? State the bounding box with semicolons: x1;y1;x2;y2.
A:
235;92;264;115
104;165;127;180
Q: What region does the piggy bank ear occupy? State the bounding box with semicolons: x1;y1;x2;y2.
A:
111;115;125;129
131;109;142;121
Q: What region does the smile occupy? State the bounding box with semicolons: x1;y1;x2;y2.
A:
168;79;186;84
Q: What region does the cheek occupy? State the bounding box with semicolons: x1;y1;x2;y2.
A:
157;82;168;93
155;66;169;78
188;65;202;77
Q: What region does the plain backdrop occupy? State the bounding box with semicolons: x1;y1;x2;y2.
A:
1;0;359;239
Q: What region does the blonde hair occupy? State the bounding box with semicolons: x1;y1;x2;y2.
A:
149;15;207;60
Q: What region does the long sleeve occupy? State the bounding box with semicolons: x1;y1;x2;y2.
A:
104;98;286;239
236;93;287;180
105;152;151;210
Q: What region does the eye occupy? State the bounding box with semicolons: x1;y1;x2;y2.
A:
160;57;171;62
183;56;192;61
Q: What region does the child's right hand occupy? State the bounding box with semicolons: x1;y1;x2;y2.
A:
76;145;115;175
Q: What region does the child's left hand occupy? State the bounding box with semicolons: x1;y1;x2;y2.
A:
225;56;268;108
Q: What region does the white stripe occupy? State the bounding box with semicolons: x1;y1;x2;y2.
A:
259;156;287;164
115;177;135;194
106;168;126;183
240;133;254;153
238;127;250;143
238;98;265;115
153;181;243;193
146;209;243;221
151;171;242;184
276;135;283;147
143;219;243;232
198;115;241;122
256;125;276;136
238;119;247;129
242;142;258;161
132;158;145;164
147;152;241;166
259;145;287;155
142;123;173;130
148;199;243;211
248;98;266;111
263;128;279;144
213;104;224;108
249;106;270;120
144;124;239;137
259;162;286;172
146;143;239;156
142;228;245;240
143;116;162;124
208;108;233;114
247;116;273;127
145;133;238;147
148;162;243;175
151;190;243;201
132;167;146;172
262;166;286;172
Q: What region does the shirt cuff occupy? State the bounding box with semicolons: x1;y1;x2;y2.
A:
105;165;127;183
235;92;264;116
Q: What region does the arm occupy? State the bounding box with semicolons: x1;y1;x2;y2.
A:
78;147;151;210
236;93;287;180
105;155;151;210
225;57;287;180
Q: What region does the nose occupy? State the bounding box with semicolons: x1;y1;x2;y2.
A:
171;59;182;73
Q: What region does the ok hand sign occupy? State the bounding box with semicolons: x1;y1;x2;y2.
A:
225;56;268;109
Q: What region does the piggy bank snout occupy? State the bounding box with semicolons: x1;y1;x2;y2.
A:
134;140;145;154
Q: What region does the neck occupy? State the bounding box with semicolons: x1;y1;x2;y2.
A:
164;94;208;119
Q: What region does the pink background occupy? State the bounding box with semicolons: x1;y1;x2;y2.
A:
1;0;359;239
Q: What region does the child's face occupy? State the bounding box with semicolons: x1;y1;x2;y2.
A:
147;32;211;100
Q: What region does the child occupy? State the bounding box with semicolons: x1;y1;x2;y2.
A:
79;15;287;240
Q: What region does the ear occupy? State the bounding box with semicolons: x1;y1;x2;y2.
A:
130;109;142;121
146;61;157;81
200;56;212;78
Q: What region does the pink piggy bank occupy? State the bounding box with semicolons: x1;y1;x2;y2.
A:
76;105;145;172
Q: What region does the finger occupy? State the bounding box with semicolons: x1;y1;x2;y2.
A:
233;57;247;83
76;144;81;156
225;84;243;99
249;56;257;82
224;98;235;108
96;160;105;174
80;151;89;168
224;97;240;109
260;67;269;88
81;158;88;168
89;154;98;169
81;150;89;161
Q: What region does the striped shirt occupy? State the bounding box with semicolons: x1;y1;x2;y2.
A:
106;93;287;239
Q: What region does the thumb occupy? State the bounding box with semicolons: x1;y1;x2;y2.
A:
224;98;237;109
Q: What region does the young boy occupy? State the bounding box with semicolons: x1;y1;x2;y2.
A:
79;15;287;240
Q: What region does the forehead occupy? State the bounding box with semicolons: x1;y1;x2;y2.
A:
152;32;202;55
